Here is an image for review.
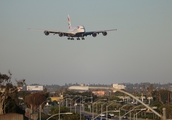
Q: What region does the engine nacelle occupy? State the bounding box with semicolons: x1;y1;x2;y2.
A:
92;32;97;37
59;33;64;37
44;31;49;36
102;31;107;36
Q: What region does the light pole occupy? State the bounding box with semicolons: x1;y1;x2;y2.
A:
81;96;90;111
59;100;61;120
92;99;107;119
57;99;65;120
119;103;139;120
135;108;146;120
92;102;96;118
39;100;48;120
118;104;129;120
80;96;82;120
120;105;145;120
101;103;106;120
65;95;82;120
69;95;79;112
46;112;72;120
64;94;75;107
66;98;73;112
106;102;115;119
75;97;81;113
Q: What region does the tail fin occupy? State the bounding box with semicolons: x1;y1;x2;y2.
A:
67;15;72;29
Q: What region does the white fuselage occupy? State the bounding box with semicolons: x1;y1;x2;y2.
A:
68;25;86;35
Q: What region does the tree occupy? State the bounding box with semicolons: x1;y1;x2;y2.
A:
58;87;67;95
152;89;171;104
159;104;172;119
25;92;49;112
0;72;24;115
151;91;172;119
147;84;154;97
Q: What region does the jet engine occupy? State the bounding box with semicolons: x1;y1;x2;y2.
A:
102;31;107;36
59;33;64;37
92;32;97;37
44;31;49;36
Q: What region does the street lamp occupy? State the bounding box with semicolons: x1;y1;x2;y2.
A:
92;99;107;119
81;96;91;111
79;96;82;120
65;98;73;112
58;100;61;120
57;98;67;120
101;103;107;120
68;95;79;112
46;112;72;120
119;103;137;120
39;100;48;120
74;97;81;113
120;105;145;120
135;108;146;120
106;102;115;119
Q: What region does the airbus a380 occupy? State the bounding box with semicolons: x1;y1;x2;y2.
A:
30;15;117;40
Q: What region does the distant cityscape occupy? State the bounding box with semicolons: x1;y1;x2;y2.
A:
41;82;172;93
1;72;172;119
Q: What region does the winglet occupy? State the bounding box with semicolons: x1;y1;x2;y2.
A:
67;15;72;29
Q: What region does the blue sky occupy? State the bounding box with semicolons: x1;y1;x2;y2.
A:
0;1;172;85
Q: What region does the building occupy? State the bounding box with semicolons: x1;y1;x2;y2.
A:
68;84;126;93
92;90;105;96
27;85;43;92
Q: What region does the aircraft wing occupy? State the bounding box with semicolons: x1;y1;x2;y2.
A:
28;28;73;36
45;30;73;36
84;29;117;36
28;28;117;39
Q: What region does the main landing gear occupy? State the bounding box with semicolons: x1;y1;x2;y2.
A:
68;37;74;40
67;37;85;40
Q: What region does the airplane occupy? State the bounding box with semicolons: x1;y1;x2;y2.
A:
29;15;117;40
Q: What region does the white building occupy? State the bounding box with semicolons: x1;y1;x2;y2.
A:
27;85;43;92
68;84;126;92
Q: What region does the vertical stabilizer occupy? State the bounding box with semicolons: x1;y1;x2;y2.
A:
67;15;72;29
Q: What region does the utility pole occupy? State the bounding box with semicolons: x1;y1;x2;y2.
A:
59;101;60;120
162;108;166;120
80;96;82;120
